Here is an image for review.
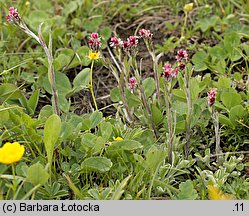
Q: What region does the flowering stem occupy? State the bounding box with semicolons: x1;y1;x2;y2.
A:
184;68;192;159
89;60;98;111
16;21;60;115
212;106;221;162
163;82;174;164
38;25;60;115
146;40;161;105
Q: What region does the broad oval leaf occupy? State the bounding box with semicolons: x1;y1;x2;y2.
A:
26;163;49;186
142;77;156;98
81;157;112;173
73;68;90;92
108;140;143;152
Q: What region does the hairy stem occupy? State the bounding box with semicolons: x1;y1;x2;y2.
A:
212;107;221;162
184;70;192;159
163;82;174;164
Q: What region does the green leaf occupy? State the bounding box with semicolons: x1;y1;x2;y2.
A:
125;90;141;108
77;46;91;66
172;101;187;115
229;105;246;124
43;72;72;97
224;32;241;61
142;77;156;98
81;157;112;173
177;180;198;200
27;89;40;114
0;83;23;102
221;92;241;110
58;94;70;113
145;145;166;172
44;114;61;167
215;77;231;89
26;163;49;186
110;87;121;102
54;54;71;71
90;111;103;128
99;121;113;141
219;114;234;128
38;105;53;121
151;104;163;126
28;10;50;30
209;44;228;59
73;68;90;92
111;175;131;200
62;1;78;17
0;107;9;125
108;140;143;152
134;130;155;153
81;133;97;152
192;51;208;71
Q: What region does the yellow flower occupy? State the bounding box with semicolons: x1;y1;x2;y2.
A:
113;137;123;141
88;50;100;60
0;142;25;165
208;184;234;200
184;3;194;12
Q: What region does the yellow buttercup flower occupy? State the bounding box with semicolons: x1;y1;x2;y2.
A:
88;50;100;60
0;142;25;165
184;3;194;12
208;184;234;200
113;137;123;141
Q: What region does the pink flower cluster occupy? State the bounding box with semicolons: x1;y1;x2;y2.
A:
109;35;139;51
128;77;137;90
176;49;188;62
162;63;179;80
110;37;123;48
109;28;152;51
207;89;217;106
162;49;188;80
6;7;20;23
138;29;153;39
88;33;101;51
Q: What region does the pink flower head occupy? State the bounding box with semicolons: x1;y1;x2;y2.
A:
88;32;101;51
207;89;217;106
176;49;188;62
172;67;179;78
162;63;173;80
122;41;131;51
127;36;138;47
128;77;137;90
6;7;20;23
90;33;99;39
110;37;123;48
179;63;186;70
139;29;153;39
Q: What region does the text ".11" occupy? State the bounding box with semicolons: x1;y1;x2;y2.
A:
234;203;244;212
